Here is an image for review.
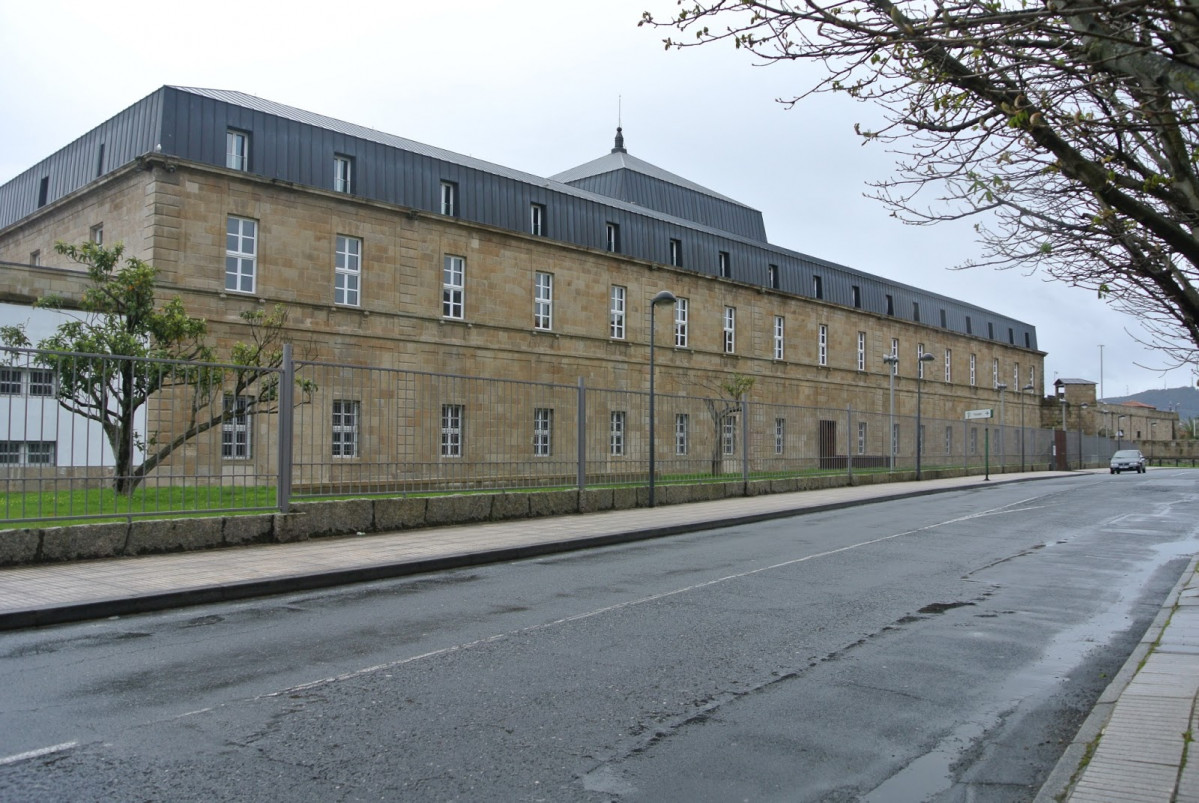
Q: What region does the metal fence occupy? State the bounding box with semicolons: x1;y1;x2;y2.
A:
2;344;1122;524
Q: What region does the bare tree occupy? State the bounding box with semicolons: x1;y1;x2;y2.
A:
701;373;755;475
641;0;1199;365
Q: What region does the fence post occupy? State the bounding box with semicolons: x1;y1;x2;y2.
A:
276;343;294;513
741;399;750;492
577;377;586;493
847;406;854;479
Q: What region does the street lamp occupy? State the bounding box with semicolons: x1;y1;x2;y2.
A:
916;352;936;479
1079;403;1089;469
996;383;1007;471
1020;383;1034;472
1059;395;1068;469
882;354;899;468
647;290;677;508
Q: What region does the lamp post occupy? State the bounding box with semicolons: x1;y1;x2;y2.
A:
996;383;1007;471
916;352;936;479
883;354;899;468
1020;383;1034;472
648;290;677;508
1079;403;1089;469
1059;396;1068;469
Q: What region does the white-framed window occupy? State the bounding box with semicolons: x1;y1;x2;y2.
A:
768;264;779;289
610;285;626;340
892;423;899;456
333;155;353;193
970;427;979;455
610;411;626;456
813;275;823;299
605;222;620;253
29;250;40;266
533;408;552;457
441;404;463;458
993;357;1000;388
334;235;361;307
530;203;545;236
945;349;952;383
719;251;731;278
773;316;785;360
858;421;867;455
917;343;926;378
226;130;249;171
221;394;252;460
89;224;103;245
443;255;465;319
534;272;553;330
674;298;689;348
774;418;786;455
0;369;20;395
675;413;689;455
332;399;359;458
723;414;737;456
225;215;257;294
440;181;458;216
0;368;55;397
970;353;977;386
669;238;683;267
0;441;56;466
945;425;954;454
1029;365;1036;391
1014;362;1020;388
723;306;736;354
818;324;828;366
28;369;55;397
857;332;866;372
891;338;899;375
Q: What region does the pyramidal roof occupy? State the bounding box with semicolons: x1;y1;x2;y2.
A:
551;128;768;242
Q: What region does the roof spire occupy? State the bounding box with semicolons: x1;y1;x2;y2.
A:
612;95;627;153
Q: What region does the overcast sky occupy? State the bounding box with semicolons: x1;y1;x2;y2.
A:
2;0;1191;400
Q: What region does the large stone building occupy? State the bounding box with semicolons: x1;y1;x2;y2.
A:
0;86;1044;480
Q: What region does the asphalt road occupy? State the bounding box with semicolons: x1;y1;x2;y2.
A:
1;471;1196;801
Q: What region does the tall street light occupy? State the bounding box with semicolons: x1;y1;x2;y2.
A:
1020;383;1034;472
1060;396;1069;469
996;383;1008;471
648;290;677;508
882;354;899;468
916;352;936;479
1079;403;1089;469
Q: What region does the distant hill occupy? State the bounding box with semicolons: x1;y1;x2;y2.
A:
1101;385;1199;422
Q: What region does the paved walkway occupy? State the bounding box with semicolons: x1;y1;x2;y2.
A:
0;467;1195;800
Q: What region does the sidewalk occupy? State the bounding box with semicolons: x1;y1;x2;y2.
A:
0;467;1194;800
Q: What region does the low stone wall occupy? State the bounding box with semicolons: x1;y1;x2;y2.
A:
0;464;1021;567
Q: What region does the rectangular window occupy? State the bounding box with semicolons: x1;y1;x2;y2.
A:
944;349;952;383
442;255;465;319
774;418;786;455
1008;327;1015;345
970;428;979;455
723;414;737;456
768;264;779;289
857;421;867;455
818;324;828;366
674;298;689;348
90;224;103;245
221;394;252;460
945;425;954;454
334;235;362;307
675;413;689;455
886;294;894;316
813;275;823;299
773;316;785;360
988;322;995;340
719;251;730;278
226;130;249;171
970;354;977;386
670;238;683;267
28;370;54;397
1013;363;1020;388
29;250;40;266
441;404;463;458
917;343;926;378
331;400;359;458
37;176;49;208
440;181;458;216
0;369;22;395
912;302;920;322
610;411;626;456
225;216;257;294
333;155;353;193
0;442;56;466
966;316;973;335
993;358;1000;388
610;285;626;339
1025;332;1032;348
940;309;948;328
852;285;861;308
857;332;866;372
723;306;736;354
534;272;553;330
530;203;545;236
891;338;899;375
1029;366;1035;390
605;222;621;253
533;408;553;457
96;143;106;177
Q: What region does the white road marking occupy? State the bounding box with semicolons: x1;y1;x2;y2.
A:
0;741;78;766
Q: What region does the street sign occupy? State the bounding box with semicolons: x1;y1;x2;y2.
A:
965;409;993;420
